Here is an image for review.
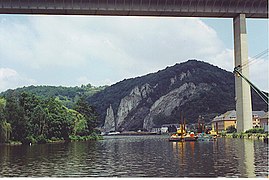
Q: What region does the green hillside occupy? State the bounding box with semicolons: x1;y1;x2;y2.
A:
87;60;268;130
0;84;107;108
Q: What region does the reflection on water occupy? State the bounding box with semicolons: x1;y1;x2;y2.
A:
0;136;268;177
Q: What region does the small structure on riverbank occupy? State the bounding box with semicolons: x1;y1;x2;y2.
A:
211;110;267;133
211;110;237;132
260;112;269;132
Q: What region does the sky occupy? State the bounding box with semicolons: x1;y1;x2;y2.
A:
0;15;268;93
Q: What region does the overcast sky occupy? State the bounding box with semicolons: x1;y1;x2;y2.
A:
0;15;268;92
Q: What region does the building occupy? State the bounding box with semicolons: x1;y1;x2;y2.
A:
260;112;269;132
151;124;183;134
211;110;237;132
160;124;179;134
151;127;161;134
211;110;266;132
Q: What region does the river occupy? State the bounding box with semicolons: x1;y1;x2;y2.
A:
0;135;268;177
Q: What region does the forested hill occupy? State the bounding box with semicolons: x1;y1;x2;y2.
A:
87;60;268;132
0;84;105;144
0;84;107;108
0;60;267;133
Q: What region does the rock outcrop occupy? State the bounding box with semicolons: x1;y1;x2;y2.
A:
103;104;115;132
143;82;212;130
116;86;142;128
143;83;196;130
103;83;154;132
88;60;268;132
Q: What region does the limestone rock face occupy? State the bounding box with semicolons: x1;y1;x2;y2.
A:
103;83;153;131
143;82;212;130
141;83;152;98
143;83;194;130
116;86;143;128
102;79;214;132
89;60;244;132
170;75;177;86
119;107;150;131
179;70;191;81
103;104;115;132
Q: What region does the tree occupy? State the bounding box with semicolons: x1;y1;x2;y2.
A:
1;91;99;144
226;125;237;133
16;92;42;143
0;98;6;124
19;92;40;117
67;109;87;136
45;98;76;141
61;108;76;141
30;105;49;138
0;121;11;143
74;97;98;134
45;98;65;139
0;98;11;143
5;93;27;142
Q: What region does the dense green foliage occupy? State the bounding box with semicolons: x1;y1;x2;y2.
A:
0;98;11;143
0;60;267;132
0;84;107;108
245;128;265;134
226;125;237;133
0;92;100;144
74;97;98;135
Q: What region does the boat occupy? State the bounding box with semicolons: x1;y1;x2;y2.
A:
107;131;121;136
197;132;216;141
169;133;197;142
168;113;217;142
168;113;198;142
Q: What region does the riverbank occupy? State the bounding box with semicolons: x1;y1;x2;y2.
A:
221;132;268;140
103;131;159;136
0;134;104;146
69;134;104;141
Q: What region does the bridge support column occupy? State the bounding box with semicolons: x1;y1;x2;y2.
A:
233;14;253;132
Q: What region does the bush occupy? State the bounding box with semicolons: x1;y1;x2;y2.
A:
36;135;47;144
69;135;85;141
220;131;227;137
245;128;264;134
238;132;244;138
226;125;237;133
93;128;101;135
22;136;37;144
232;132;237;138
50;137;60;142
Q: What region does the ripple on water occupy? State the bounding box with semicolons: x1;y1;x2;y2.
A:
0;136;268;177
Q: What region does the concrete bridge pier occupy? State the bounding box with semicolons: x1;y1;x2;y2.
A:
233;14;253;132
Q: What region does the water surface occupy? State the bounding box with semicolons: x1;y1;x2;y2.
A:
0;135;268;177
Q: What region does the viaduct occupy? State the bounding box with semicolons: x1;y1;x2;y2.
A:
0;0;268;132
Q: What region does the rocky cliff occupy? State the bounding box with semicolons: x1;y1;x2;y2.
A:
88;60;268;132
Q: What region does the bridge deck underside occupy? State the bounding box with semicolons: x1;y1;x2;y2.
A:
0;0;267;18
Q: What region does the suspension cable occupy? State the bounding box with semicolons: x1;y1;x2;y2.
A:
238;49;269;70
234;67;269;106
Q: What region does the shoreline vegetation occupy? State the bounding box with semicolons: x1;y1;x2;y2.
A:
221;132;268;140
1;131;268;146
1;134;104;146
219;128;268;140
0;91;101;145
1;91;267;146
